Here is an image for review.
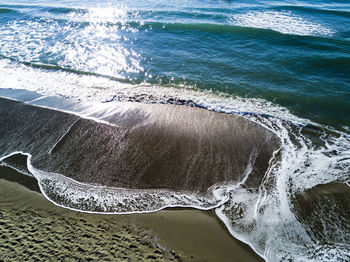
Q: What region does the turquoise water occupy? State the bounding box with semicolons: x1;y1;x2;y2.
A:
0;1;350;262
0;0;349;128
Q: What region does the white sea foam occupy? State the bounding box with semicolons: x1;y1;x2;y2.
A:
0;151;233;214
0;59;349;261
230;11;334;36
0;59;301;124
216;112;350;261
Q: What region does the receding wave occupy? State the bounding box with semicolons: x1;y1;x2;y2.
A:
1;81;349;261
0;97;280;213
1;1;349;259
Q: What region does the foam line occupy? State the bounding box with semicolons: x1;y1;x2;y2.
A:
230;10;334;36
0;86;349;261
0;97;280;215
1;151;231;214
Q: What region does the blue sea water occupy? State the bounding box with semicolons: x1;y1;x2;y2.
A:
0;0;349;129
0;1;349;261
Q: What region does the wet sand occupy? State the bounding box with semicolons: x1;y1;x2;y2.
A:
0;166;262;262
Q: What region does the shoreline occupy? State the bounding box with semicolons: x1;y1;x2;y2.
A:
0;165;263;262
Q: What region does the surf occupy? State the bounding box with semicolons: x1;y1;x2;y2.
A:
1;0;349;261
0;96;280;212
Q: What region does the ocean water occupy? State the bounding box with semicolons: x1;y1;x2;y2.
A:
0;0;349;261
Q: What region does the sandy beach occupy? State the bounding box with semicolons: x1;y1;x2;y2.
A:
1;0;349;260
0;166;262;262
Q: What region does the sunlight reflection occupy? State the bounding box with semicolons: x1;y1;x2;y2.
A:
54;5;144;78
0;4;145;79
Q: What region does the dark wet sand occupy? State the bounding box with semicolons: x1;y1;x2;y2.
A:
0;97;279;195
0;166;263;262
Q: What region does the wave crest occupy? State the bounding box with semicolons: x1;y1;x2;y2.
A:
230;11;334;36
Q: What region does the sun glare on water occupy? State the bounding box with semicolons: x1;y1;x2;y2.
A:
55;5;144;78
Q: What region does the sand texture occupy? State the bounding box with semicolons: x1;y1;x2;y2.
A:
0;208;183;262
0;167;262;262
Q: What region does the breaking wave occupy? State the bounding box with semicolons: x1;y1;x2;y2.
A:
230;10;334;36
